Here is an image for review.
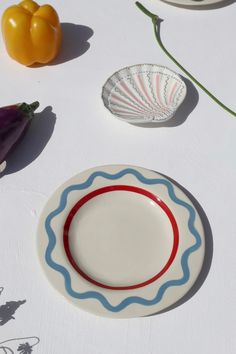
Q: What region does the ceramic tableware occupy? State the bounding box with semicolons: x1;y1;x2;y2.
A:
163;0;224;6
37;165;205;318
102;64;187;124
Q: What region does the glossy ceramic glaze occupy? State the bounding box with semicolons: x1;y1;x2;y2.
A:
37;165;205;318
102;64;187;124
163;0;224;6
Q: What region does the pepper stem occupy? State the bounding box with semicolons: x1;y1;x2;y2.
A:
135;2;236;118
19;101;40;117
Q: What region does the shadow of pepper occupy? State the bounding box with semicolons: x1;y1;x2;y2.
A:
1;106;56;176
50;23;94;65
0;300;26;326
131;76;199;128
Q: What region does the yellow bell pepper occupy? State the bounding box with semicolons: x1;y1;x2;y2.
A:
1;0;61;66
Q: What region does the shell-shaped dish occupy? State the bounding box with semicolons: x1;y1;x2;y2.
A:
102;64;187;124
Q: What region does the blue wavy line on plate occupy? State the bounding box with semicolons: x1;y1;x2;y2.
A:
45;168;202;312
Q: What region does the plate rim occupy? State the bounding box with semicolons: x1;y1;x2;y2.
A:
162;0;225;6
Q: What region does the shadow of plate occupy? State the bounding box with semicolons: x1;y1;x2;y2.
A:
147;172;213;316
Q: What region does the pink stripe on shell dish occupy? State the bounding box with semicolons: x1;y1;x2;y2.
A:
168;82;178;106
137;73;154;105
110;93;145;114
119;80;150;109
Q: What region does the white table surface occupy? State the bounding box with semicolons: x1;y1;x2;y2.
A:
0;0;236;353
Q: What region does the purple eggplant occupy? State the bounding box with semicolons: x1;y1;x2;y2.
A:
0;101;39;173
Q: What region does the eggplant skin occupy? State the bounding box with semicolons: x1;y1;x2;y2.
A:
0;102;39;166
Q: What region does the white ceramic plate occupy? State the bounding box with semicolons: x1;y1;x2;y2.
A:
162;0;224;6
37;165;205;318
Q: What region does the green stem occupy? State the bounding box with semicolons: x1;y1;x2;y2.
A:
19;101;40;118
135;1;236;117
136;1;158;23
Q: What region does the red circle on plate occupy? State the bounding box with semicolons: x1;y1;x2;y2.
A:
63;185;179;290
